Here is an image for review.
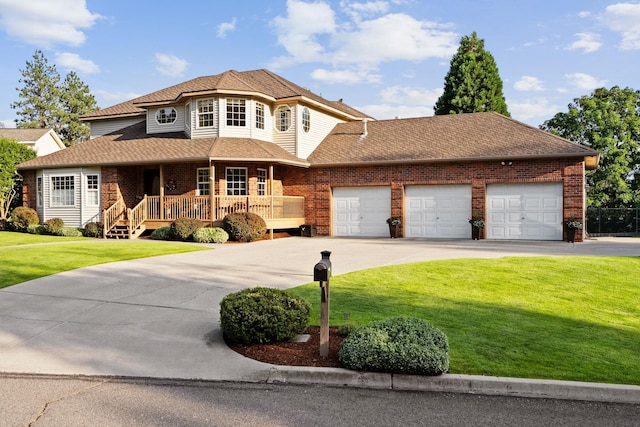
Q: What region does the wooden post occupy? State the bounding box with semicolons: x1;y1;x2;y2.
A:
209;163;215;223
159;166;165;220
319;280;330;357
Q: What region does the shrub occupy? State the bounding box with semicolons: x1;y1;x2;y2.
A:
220;287;310;344
339;317;449;376
150;226;171;240
27;224;46;235
58;227;83;237
170;217;202;240
193;227;229;243
222;212;266;242
8;207;39;232
83;222;103;238
44;218;65;235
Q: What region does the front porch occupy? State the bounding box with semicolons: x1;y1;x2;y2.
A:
103;194;305;239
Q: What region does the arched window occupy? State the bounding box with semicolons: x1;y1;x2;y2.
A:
275;105;291;132
302;107;310;132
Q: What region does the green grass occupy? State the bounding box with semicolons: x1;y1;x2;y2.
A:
289;256;640;385
0;231;210;288
0;231;88;246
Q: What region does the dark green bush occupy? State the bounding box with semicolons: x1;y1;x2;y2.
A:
150;226;171;240
170;217;202;240
83;222;103;238
9;206;39;232
220;287;311;344
27;224;46;235
339;317;449;375
44;218;65;235
59;227;83;237
222;212;266;242
193;227;229;243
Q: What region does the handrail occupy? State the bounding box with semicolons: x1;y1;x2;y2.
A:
127;196;148;238
102;196;126;238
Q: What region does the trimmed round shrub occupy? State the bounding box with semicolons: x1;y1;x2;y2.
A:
83;222;103;238
150;226;171;240
59;227;83;237
27;224;46;235
170;217;202;240
44;218;65;235
193;227;229;243
339;317;449;376
222;212;266;242
220;287;311;344
9;206;39;232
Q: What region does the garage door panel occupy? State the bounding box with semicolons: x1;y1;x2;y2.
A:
333;187;391;237
405;185;471;238
487;183;562;240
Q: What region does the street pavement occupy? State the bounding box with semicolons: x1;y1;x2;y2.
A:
0;237;639;403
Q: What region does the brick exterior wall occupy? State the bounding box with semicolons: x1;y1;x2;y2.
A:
283;158;588;242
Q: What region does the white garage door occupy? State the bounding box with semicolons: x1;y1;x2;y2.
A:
333;187;391;237
487;183;563;240
405;185;472;238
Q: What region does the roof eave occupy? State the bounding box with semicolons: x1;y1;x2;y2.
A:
80;112;145;122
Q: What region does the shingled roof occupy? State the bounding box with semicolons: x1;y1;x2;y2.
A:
308;112;599;167
82;69;370;121
18;121;309;170
0;128;52;141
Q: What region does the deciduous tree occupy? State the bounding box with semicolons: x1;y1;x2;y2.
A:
0;138;37;223
434;32;510;117
541;86;640;208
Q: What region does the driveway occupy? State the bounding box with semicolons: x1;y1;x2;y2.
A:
0;237;638;381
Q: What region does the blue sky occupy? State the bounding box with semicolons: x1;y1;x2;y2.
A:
0;0;638;128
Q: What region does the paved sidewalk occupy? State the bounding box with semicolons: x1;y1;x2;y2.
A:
1;237;639;402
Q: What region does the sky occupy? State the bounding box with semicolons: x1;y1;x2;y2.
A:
0;0;638;128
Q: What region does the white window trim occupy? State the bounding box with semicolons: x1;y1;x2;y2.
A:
36;176;42;208
255;102;265;130
86;174;99;207
50;175;75;207
185;103;191;130
225;167;248;196
275;105;292;132
302;107;310;133
197;167;210;196
197;98;215;129
155;107;177;125
257;168;267;196
226;98;247;127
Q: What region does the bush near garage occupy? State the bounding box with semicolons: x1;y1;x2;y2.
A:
222;212;266;242
44;218;65;235
170;217;202;240
83;222;103;238
339;317;449;375
220;287;311;344
8;206;39;232
150;226;172;240
193;227;229;243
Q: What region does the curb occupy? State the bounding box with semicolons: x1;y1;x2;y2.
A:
266;367;640;404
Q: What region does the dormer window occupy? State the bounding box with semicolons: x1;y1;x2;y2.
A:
155;107;177;125
226;98;246;127
275;105;291;132
197;99;215;128
302;107;310;133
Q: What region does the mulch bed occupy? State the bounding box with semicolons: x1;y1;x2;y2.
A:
227;327;344;368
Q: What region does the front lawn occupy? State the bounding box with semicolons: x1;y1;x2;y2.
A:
289;256;640;385
0;232;210;288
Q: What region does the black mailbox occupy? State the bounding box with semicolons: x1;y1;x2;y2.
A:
313;250;332;282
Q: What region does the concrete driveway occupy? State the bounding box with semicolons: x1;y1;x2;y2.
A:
0;237;638;382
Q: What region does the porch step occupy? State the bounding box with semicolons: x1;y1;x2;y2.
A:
105;222;146;240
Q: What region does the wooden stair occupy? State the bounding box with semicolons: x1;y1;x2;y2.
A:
105;220;146;239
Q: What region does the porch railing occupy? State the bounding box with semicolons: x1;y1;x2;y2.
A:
127;196;147;238
103;196;126;237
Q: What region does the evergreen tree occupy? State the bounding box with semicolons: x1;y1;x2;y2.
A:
10;50;64;131
60;71;98;144
434;32;510;116
541;86;640;208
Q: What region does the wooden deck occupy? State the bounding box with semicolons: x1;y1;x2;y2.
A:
103;195;305;238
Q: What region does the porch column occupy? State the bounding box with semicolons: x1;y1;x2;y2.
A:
209;163;215;223
159;165;165;220
269;164;274;239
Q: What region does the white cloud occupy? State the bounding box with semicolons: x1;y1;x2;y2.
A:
509;97;561;123
154;53;189;77
380;85;442;106
564;73;607;90
217;18;237;38
0;0;100;48
514;76;545;92
271;0;458;83
565;32;602;53
94;90;143;102
1;119;16;128
55;52;100;74
600;2;640;49
311;68;381;84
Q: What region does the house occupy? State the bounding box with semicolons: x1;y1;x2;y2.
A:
17;69;598;241
0;128;65;156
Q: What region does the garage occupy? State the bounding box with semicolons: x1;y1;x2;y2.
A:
487;183;563;240
333;186;391;237
405;185;472;238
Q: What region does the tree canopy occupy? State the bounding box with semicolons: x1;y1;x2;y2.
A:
434;32;510;117
0;138;37;221
10;50;98;146
541;86;640;208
